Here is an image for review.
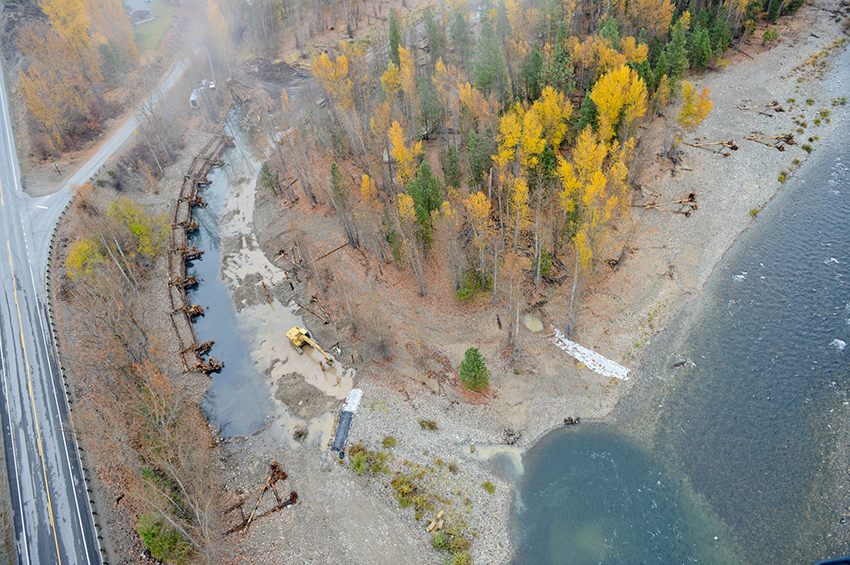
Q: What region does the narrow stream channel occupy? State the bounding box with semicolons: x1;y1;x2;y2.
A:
182;119;353;442
512;79;850;564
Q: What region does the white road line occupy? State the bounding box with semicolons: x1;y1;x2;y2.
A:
19;212;95;562
0;267;32;565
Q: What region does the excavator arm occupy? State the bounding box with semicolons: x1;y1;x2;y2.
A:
302;336;334;365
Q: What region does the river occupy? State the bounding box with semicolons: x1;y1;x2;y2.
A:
512;107;850;562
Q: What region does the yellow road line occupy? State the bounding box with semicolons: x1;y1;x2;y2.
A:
7;240;62;564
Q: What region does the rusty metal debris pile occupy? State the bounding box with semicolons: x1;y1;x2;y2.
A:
225;462;297;535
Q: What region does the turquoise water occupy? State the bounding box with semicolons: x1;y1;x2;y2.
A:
514;425;738;564
513;125;850;562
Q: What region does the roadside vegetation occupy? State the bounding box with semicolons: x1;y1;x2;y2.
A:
59;189;224;562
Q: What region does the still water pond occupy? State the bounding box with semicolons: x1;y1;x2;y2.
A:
513;125;850;562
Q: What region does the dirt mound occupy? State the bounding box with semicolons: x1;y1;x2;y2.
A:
274;372;338;420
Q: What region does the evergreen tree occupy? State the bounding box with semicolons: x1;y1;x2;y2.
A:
330;163;348;207
417;76;442;136
423;7;442;65
407;162;443;245
459;347;490;391
473;20;510;101
442;145;463;193
653;49;669;88
259;161;279;196
599;16;619;45
496;0;510;44
690;27;712;69
666;18;689;84
451;11;472;71
388;8;401;67
521;42;543;101
576;92;598;133
709;15;732;53
541;40;574;93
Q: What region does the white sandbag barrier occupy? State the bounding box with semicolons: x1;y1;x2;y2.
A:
551;328;631;381
332;388;364;458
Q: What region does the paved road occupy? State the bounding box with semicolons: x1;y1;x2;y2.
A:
0;50;192;564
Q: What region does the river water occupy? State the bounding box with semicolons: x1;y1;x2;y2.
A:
512;118;850;561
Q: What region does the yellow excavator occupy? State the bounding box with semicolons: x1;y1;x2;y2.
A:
286;326;334;366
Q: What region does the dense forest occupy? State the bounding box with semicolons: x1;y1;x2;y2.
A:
238;0;793;335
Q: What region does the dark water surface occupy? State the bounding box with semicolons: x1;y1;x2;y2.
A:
513;128;850;562
186;157;276;437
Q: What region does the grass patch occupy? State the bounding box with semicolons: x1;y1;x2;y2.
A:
348;443;390;476
382;436;398;449
802;144;813;153
137;513;193;564
419;419;438;431
749;208;760;218
134;2;176;53
481;481;496;494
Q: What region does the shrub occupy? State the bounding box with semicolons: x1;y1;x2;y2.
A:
455;269;490;300
481;480;496;494
419;419;438;431
432;532;450;551
450;551;472;565
806;98;815;106
749;208;760;218
802;144;813;153
382;436;398;449
137;513;193;564
762;28;779;44
449;533;471;554
459;347;490;391
778;172;786;183
348;443;389;475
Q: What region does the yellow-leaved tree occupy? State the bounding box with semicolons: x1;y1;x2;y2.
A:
622;0;674;39
396;193;426;294
387;121;422;185
666;80;713;158
312;51;354;111
589;65;647;143
66;237;103;281
381;61;402;98
464;191;494;278
558;127;631;336
206;0;233;72
530;86;572;148
107;198;168;258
